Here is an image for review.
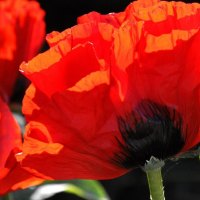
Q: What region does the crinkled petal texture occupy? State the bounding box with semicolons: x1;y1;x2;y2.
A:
20;0;200;180
0;97;43;195
19;22;127;180
0;0;45;98
110;0;200;151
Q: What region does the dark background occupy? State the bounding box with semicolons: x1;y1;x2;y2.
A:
39;0;194;34
39;0;133;33
13;0;200;199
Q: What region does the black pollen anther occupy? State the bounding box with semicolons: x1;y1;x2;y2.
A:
114;100;186;169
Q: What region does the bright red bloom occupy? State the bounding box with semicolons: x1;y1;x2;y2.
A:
0;0;45;98
19;0;200;180
0;97;43;195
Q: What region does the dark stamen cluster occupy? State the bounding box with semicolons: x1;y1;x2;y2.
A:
114;100;185;169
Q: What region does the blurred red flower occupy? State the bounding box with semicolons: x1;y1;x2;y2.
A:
0;97;43;195
0;0;45;98
0;0;45;195
19;0;200;180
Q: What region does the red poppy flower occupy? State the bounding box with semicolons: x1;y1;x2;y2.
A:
19;0;200;180
0;97;43;195
0;0;45;98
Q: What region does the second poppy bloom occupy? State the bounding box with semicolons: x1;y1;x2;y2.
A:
19;0;200;180
0;0;45;98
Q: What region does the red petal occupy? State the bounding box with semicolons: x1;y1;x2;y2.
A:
20;41;108;97
124;0;200;23
179;31;200;150
0;151;43;195
20;73;127;179
0;97;21;169
0;97;43;195
77;11;121;28
46;22;114;62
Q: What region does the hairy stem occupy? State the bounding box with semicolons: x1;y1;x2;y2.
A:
146;167;165;200
144;156;165;200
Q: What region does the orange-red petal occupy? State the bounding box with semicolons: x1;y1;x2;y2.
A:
20;76;127;179
0;151;43;195
0;97;21;169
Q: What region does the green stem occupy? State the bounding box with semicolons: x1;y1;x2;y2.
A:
146;167;165;200
143;156;165;200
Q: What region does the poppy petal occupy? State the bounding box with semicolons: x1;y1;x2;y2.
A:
0;151;43;195
20;75;127;179
0;97;43;195
0;97;21;169
20;42;107;98
78;11;121;28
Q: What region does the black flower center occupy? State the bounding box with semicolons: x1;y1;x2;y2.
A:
114;100;186;169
